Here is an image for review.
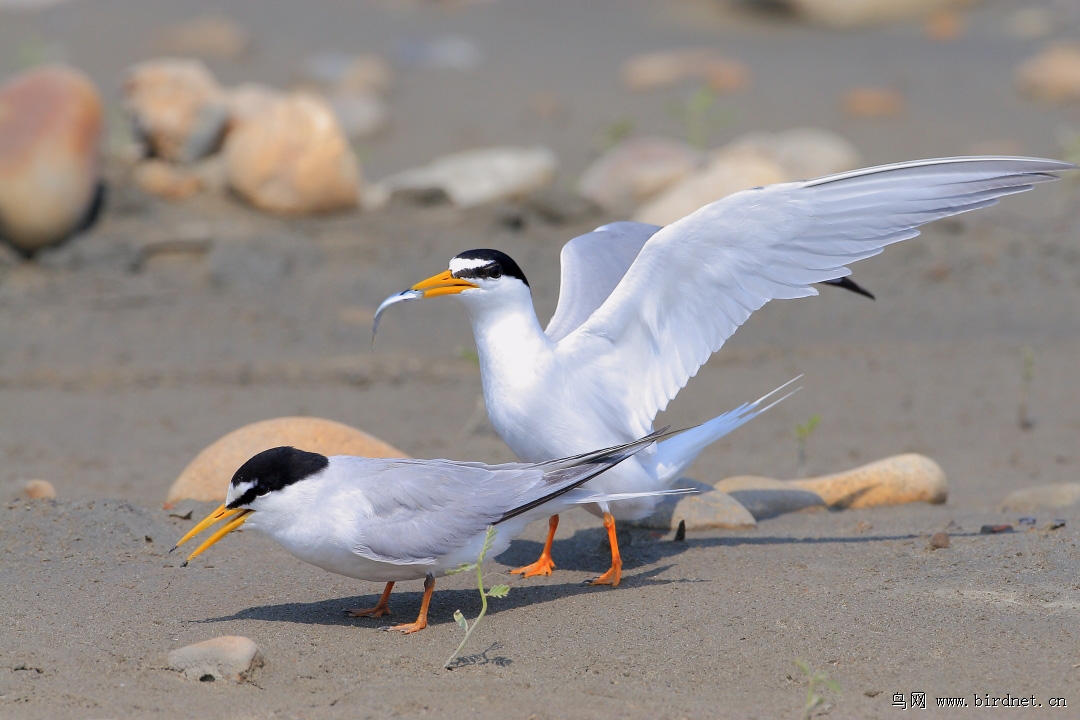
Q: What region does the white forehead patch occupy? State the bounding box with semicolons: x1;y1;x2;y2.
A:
449;256;493;274
227;480;256;505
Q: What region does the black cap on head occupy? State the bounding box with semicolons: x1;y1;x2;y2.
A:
450;249;529;287
226;446;329;508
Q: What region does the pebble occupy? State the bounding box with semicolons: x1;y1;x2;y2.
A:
1015;44;1080;105
781;0;968;28
302;52;394;95
714;476;826;520
578;136;703;214
621;49;749;92
132;159;202;200
723;127;861;180
843;87;905;118
997;482;1080;513
166;416;408;504
979;524;1013;535
928;531;950;550
327;91;388;140
158;15;251;60
633;149;787;226
22;479;56;500
924;10;965;41
226;83;285;126
374;146;557;209
628;478;757;531
791;454;947;509
123;58;229;163
168;636;262;683
224;92;362;214
0;65;103;254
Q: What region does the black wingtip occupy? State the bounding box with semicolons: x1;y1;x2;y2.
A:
821;276;875;300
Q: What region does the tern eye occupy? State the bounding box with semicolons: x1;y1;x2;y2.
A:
255;485;270;497
485;266;502;279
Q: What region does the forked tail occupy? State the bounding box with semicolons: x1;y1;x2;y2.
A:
652;376;801;482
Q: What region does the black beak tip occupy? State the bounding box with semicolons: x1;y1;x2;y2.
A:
180;560;189;568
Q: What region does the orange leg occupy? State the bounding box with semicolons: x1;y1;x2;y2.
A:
347;581;394;618
511;514;559;577
389;575;434;634
588;513;622;587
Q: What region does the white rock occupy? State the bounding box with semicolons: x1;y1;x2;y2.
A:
628;478;757;531
723;127;860;181
578;136;703;214
633;149;786;226
168;636;263;683
224;92;361;215
375;146;557;209
0;64;103;253
783;0;972;28
123;58;228;163
998;483;1080;513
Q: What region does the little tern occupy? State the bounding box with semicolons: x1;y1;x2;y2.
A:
172;430;695;633
374;156;1075;586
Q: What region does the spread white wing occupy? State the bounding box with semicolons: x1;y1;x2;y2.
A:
556;156;1073;437
545;221;661;342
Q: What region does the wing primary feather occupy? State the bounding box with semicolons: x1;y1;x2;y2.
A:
496;429;669;524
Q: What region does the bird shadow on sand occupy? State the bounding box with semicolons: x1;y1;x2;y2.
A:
192;525;926;631
192;564;676;630
494;523;925;575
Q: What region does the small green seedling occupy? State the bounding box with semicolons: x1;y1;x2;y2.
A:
1018;346;1035;431
595;117;636;152
795;659;841;719
794;414;821;478
669;85;731;149
444;525;510;669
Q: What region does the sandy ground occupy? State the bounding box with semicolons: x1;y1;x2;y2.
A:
2;0;1080;717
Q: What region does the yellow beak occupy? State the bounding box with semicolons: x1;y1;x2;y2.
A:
410;269;479;297
170;503;253;566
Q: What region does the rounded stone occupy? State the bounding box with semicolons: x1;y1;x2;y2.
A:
578;136;703;214
23;479;57;500
168;636;262;683
1015;43;1080;105
0;65;102;253
166;416;407;504
628;478;757;531
123;58;228;163
843;87;905;118
791;454;947;509
375;146;557;209
714;475;826;520
928;531;950;550
224;92;361;215
634;149;787;226
784;0;970;28
997;483;1080;513
133;159;202;200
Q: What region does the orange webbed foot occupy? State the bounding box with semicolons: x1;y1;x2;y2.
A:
511;553;556;578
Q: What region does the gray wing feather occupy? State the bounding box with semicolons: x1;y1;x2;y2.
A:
545;221;662;342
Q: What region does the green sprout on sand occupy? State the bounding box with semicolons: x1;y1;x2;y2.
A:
444;525;510;669
795;659;841;719
670;85;731;150
795;414;821;478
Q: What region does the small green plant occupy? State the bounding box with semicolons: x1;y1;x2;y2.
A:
794;414;821;478
444;526;510;669
670;85;731;149
795;659;841;719
596;116;636;151
1018;346;1035;431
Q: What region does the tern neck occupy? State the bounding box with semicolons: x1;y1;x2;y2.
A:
460;282;551;392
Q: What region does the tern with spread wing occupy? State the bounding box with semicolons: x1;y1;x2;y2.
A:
172;430;697;633
374;156;1074;586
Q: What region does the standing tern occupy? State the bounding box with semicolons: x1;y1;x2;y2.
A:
373;156;1075;586
172;430;697;633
